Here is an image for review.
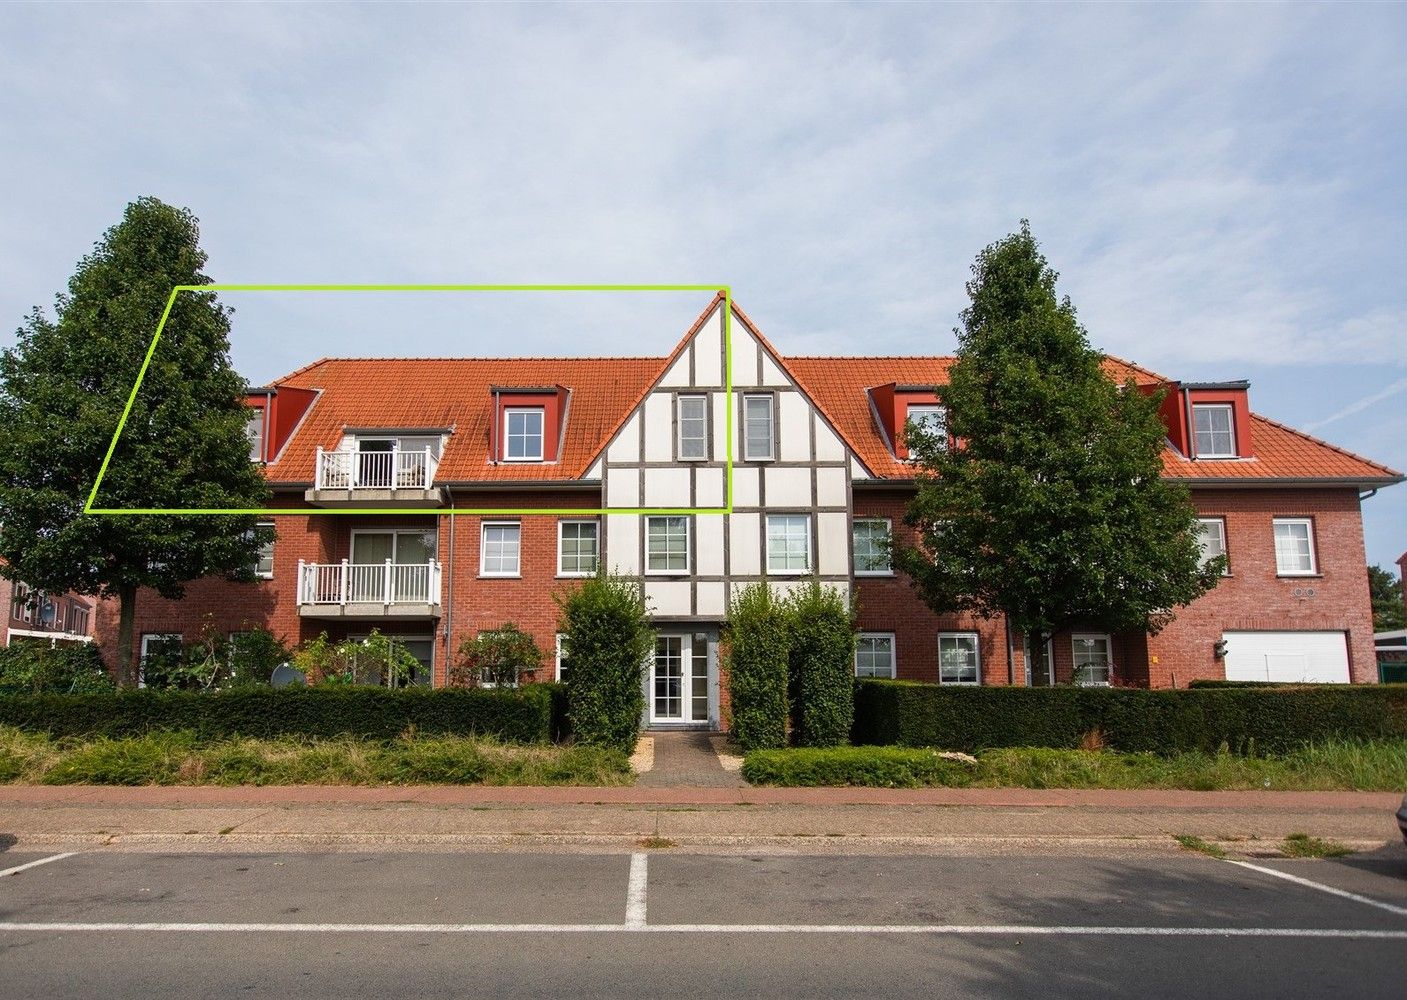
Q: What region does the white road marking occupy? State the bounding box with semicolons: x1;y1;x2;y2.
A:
0;922;1402;938
1225;860;1407;919
0;853;78;879
625;853;648;929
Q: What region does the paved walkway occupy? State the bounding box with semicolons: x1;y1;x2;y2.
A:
636;731;745;788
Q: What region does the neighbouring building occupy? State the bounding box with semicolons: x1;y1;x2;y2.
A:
0;560;96;649
94;295;1403;725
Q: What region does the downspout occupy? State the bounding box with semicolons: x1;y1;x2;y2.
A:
1004;614;1016;686
443;496;456;687
1359;488;1378;502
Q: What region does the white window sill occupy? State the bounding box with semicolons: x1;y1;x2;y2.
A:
855;570;895;578
1276;572;1321;579
939;680;981;687
556;572;595;579
254;573;274;581
645;569;690;577
743;456;775;463
479;573;522;579
766;568;812;576
500;457;544;464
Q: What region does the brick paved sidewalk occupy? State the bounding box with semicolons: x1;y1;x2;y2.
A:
635;731;745;788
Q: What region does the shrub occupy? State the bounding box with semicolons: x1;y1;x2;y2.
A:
290;630;422;688
451;623;543;688
725;582;790;752
0;641;113;695
851;679;1407;755
557;573;655;753
0;686;554;743
742;746;974;788
785;582;856;747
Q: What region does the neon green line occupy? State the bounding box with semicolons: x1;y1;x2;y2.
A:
724;290;734;512
84;287;180;513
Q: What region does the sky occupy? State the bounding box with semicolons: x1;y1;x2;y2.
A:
1;2;1404;567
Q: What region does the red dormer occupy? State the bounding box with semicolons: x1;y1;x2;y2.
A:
1152;381;1255;460
490;385;570;463
245;384;318;463
868;382;945;460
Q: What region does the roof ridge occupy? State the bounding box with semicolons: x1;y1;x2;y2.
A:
1248;411;1402;478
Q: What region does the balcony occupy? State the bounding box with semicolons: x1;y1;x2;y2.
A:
297;559;442;619
305;446;445;507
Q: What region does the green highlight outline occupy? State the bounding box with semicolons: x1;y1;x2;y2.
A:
84;284;735;518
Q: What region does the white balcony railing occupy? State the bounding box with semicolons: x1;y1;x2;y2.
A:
297;560;442;607
315;447;438;491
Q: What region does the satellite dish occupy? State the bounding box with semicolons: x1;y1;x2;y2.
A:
271;663;306;688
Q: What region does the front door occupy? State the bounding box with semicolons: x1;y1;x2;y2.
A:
650;635;709;725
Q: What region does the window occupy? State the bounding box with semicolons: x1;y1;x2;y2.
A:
558;520;599;576
855;633;896;678
1196;518;1228;574
938;633;980;685
1193;404;1236;458
70;605;90;636
676;395;708;461
766;514;811;573
743;394;774;461
504;407;544;461
1072;634;1112;686
480;522;521;576
10;582;30;623
555;633;569;681
1273;518;1316;575
646;516;690;573
906;404;946;449
853;518;892;575
139;633;183;687
246;409;265;462
253;521;275;578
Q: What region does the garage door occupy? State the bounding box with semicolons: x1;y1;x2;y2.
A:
1221;631;1349;684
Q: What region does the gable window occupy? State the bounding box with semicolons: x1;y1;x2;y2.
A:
253;521;275;578
504;408;545;462
766;514;811;573
938;632;980;685
906;404;946;449
1193;404;1236;458
646;516;690;574
1072;634;1112;686
558;520;599;576
247;409;265;462
743;394;774;461
676;394;708;461
853;518;892;575
1196;517;1228;574
855;633;896;678
1273;517;1316;576
480;522;521;577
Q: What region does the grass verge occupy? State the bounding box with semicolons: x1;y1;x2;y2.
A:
741;740;1407;790
0;725;631;786
1280;832;1354;858
1173;834;1227;859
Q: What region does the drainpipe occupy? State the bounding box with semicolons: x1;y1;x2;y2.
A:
443;498;456;688
1004;614;1015;685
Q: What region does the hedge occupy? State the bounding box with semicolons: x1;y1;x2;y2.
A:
0;686;554;744
743;746;973;788
851;679;1407;755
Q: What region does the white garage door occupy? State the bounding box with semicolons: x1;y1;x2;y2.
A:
1222;631;1350;684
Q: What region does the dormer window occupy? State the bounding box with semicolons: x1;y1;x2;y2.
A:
906;404;946;450
1193;404;1236;458
246;409;265;462
504;407;545;462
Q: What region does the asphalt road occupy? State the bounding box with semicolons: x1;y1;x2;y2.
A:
1;846;1404;999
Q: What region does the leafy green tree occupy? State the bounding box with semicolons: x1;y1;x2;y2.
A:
725;582;790;751
1369;564;1405;632
785;582;857;747
0;197;271;688
899;223;1222;671
557;573;655;753
452;623;544;687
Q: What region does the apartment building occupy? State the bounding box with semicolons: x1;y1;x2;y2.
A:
94;294;1402;726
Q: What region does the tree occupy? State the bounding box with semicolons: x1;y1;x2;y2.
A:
556;573;655;752
899;223;1222;674
725;582;790;752
1369;564;1406;632
785;582;857;747
0;197;271;687
452;623;544;687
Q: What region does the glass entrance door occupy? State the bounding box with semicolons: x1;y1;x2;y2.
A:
651;635;709;724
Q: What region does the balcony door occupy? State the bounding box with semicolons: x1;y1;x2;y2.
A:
650;635;709;725
350;530;437;603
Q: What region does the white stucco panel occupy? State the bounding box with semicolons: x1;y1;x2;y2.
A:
816;511;850;576
760;352;790;388
731;466;760;508
816;466;848;508
583;458;602;480
712;391;730;462
729;313;760;388
851;456;873;478
642;393;673;463
606;414;641;463
657;345;692;388
694;309;722;386
778;391;811;462
728;513;761;576
605;514;641;574
696;467;725;508
644;466;691;508
695;581;726;618
645;580;692;617
763;466;812;508
606;467;640;508
815;418;847;462
695;514;725;576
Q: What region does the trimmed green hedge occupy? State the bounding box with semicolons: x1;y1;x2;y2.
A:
743;746;972;788
0;686;554;744
852;679;1407;754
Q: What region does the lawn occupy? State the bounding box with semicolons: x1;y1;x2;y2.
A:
0;725;633;786
741;741;1407;791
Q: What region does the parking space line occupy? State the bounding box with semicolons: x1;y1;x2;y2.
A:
0;853;79;879
0;921;1403;938
625;853;648;928
1224;859;1407;919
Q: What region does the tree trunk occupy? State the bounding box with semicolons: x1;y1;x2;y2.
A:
116;583;138;689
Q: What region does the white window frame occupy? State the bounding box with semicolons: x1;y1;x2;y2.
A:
1071;633;1112;687
853;518;892;576
503;407;545;462
1193;403;1237;458
253;521;275;579
766;514;812;574
646;516;691;575
247;409;265;462
1272;517;1317;576
555;633;568;681
906;403;946;450
557;520;599;577
742;393;775;462
676;394;708;461
938;632;981;686
855;632;896;679
480;521;522;577
1196;517;1228;575
71;605;90;637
